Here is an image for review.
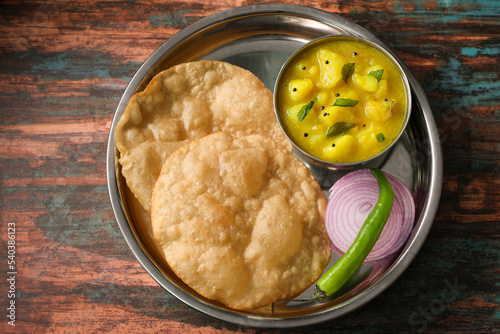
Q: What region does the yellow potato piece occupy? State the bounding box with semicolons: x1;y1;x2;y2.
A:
288;78;314;101
365;100;395;122
358;131;380;153
308;65;319;76
319;106;343;127
306;133;323;150
286;104;303;123
375;79;388;99
323;134;356;162
317;49;345;88
316;90;330;105
353;72;379;92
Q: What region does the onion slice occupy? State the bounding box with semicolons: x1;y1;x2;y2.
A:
325;169;415;261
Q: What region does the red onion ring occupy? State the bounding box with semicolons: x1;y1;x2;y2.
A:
325;169;415;261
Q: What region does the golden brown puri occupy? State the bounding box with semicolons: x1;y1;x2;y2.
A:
151;132;331;310
114;60;291;212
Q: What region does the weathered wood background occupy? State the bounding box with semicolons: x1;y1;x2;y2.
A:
0;0;498;333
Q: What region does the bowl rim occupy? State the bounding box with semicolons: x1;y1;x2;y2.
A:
273;34;413;169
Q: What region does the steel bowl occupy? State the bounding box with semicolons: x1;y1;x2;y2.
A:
274;35;413;176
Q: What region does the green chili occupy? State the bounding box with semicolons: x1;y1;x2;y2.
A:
314;168;394;298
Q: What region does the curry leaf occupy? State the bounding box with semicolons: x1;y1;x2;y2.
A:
342;63;355;83
333;98;359;107
326;122;356;137
368;69;384;82
297;98;317;122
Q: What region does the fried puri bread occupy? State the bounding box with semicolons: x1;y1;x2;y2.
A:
114;60;291;212
151;132;331;310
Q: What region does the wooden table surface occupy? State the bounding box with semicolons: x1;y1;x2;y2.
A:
1;0;498;333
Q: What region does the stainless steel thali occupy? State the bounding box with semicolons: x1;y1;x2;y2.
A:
106;3;443;328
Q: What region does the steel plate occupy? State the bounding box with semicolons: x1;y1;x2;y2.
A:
106;3;443;328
